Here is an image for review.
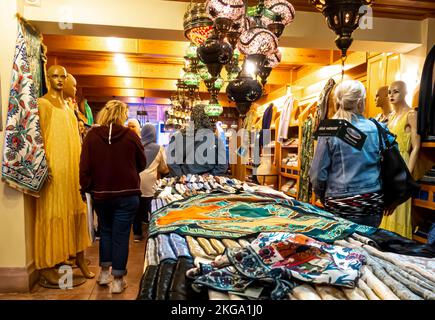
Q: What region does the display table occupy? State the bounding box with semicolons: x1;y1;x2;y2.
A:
137;176;435;300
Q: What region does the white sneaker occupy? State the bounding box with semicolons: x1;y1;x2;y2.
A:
111;277;128;294
97;269;111;285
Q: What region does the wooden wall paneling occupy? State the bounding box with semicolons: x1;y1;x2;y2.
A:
385;54;401;87
366;54;387;118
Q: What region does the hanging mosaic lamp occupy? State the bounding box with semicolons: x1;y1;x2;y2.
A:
185;43;198;59
258;49;281;87
184;2;214;46
262;0;295;38
226;59;263;116
206;0;246;37
197;32;233;78
310;0;373;57
205;99;224;117
237;17;279;74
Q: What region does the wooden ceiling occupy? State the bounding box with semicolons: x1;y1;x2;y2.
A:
170;0;435;20
44;34;337;107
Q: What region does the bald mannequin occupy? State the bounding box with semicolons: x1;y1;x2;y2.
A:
374;86;392;123
36;65;94;287
42;65;68;109
63;73;77;100
64;73;88;124
387;81;421;173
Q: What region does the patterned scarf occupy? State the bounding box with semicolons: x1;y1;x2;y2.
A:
1;23;48;196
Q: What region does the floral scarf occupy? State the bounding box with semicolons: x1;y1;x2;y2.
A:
1;23;48;196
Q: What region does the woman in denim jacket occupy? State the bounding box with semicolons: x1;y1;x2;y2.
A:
309;80;384;227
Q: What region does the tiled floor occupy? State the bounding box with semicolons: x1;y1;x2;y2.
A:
0;226;148;300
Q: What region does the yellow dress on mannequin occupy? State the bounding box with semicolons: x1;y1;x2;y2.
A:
35;98;91;269
379;111;413;239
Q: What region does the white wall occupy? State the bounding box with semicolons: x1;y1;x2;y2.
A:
0;0;28;268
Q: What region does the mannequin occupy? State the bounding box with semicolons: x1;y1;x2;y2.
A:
379;80;421;239
374;86;392;123
36;65;94;287
64;73;88;124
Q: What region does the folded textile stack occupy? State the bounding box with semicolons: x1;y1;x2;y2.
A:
139;231;435;300
419;166;435;185
151;175;245;211
281;179;296;193
282;154;298;167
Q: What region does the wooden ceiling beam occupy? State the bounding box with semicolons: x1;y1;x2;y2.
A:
52;56;292;86
44;34;331;65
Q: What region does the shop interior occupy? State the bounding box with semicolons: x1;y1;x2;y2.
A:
0;0;434;300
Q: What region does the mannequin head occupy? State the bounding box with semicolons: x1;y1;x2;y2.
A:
47;65;67;92
388;81;407;106
375;86;390;110
78;119;86;135
64;73;77;99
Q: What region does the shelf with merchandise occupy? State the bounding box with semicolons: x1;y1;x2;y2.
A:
413;183;435;210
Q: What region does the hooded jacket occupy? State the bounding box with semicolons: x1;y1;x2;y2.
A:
80;123;147;200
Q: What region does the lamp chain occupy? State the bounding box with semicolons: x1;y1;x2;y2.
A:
341;55;347;83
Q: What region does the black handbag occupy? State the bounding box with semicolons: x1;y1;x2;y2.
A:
370;119;420;210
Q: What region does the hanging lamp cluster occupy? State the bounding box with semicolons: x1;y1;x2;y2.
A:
196;0;295;116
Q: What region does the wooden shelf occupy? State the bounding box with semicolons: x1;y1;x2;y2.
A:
422;142;435;148
280;172;299;179
413;199;435;210
413;234;427;244
419;183;435;192
282;165;300;171
281;145;299;149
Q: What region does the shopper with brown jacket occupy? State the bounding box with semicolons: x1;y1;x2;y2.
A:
79;100;147;294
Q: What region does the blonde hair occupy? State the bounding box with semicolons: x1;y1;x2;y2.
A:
97;100;128;126
333;80;366;122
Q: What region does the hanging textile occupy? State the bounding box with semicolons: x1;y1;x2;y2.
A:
259;103;274;148
1;22;48;196
277;96;294;142
149;192;376;242
84;99;94;125
417;45;435;140
298;115;315;202
20;18;46;97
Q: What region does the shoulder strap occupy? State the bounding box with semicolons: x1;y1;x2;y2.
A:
369;118;391;150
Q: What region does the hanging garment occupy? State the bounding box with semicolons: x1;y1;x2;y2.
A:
259;103;274;148
2;23;48;196
380;111;413;239
21;21;45;97
318;78;336;122
298;115;315;202
34;98;91;269
84;99;94;125
417;45;435;139
277;96;294;142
